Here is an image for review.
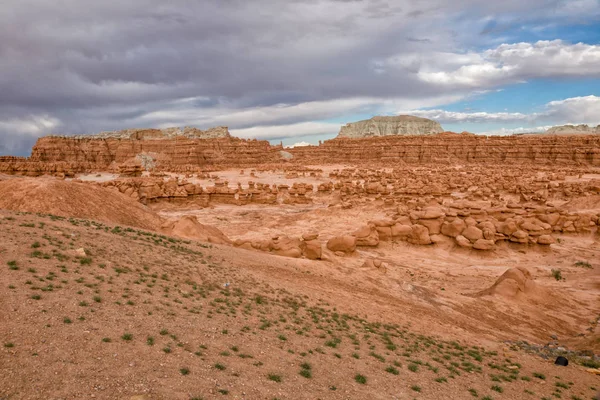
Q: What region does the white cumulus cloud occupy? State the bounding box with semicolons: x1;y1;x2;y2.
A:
405;95;600;131
378;40;600;89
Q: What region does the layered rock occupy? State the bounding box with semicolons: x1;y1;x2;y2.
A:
338;115;444;138
2;127;600;178
233;233;322;260
289;133;600;165
73;126;231;140
546;124;600;135
100;177;314;206
2;132;284;176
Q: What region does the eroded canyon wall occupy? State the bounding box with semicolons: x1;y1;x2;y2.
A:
1;131;600;177
288;133;600;165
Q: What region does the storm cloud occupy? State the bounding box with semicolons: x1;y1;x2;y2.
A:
1;0;599;154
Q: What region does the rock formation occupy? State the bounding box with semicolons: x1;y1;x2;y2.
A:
2;125;600;178
72;126;231;140
0;131;284;176
474;267;552;303
546;124;600;135
338;115;444;138
289;133;600;165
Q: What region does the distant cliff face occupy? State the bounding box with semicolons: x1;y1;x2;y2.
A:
68;126;231;140
546;124;600;134
338;115;444;138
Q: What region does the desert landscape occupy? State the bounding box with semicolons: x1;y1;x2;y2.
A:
1;116;599;400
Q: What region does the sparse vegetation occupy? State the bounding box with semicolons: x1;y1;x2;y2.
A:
574;261;592;268
533;372;546;380
1;211;597;399
551;269;563;281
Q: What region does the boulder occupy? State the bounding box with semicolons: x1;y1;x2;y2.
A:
272;236;303;258
473;239;495;251
537;235;556;245
455;235;472;248
421;206;445;219
462;226;484;242
302;232;319;241
391;223;412;237
417;219;442;235
498;221;518;236
303;240;322;259
510;230;529;243
361;258;388;272
440;218;466;237
353;225;380;246
408;224;431;245
326;235;357;253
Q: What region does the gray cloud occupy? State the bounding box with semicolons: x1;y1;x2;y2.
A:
1;0;599;155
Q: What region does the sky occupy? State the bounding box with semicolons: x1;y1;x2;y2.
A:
1;0;600;155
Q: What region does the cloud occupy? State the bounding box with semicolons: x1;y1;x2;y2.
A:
376;40;600;89
405;95;600;129
0;115;62;155
231;122;341;140
285;141;313;148
480;126;553;135
1;0;600;154
544;95;600;122
402;109;531;123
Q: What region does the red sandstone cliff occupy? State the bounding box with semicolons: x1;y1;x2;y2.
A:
1;131;599;177
288;134;600;165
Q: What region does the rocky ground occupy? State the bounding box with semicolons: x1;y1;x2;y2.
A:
1;162;600;400
1;210;599;400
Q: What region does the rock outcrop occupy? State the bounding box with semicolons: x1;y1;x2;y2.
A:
2;132;284;176
546;124;600;135
338;115;444;138
73;126;231;140
2;126;600;178
289;133;600;165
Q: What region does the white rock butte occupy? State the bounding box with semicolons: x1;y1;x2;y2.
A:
546;124;600;134
338;115;444;138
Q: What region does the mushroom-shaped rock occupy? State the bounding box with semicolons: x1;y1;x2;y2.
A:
455;235;472;248
441;218;466;237
375;226;392;241
302;232;319;241
537;235;556;245
473;239;496;251
327;235;357;253
272;236;303;258
353;225;380;246
417;219;442;235
510;230;529;243
391;223;412;238
498;221;518;236
408;224;431;245
421;206;445;219
462;226;484;242
303;240;322;259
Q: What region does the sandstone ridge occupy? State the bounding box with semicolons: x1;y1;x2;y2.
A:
67;126;231;140
546;124;600;135
338;115;444;138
